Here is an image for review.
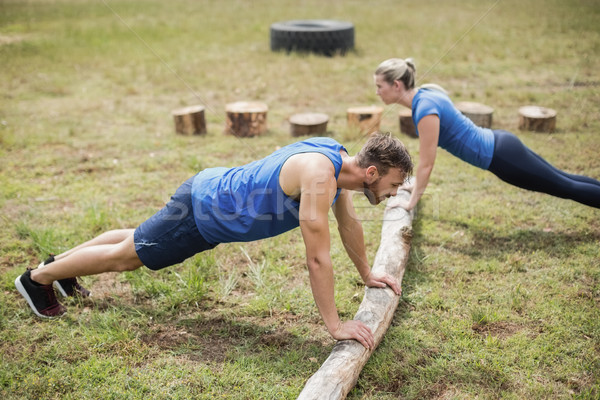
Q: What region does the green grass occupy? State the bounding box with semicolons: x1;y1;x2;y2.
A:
1;0;599;398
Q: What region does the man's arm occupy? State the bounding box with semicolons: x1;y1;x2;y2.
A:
297;157;374;349
332;189;402;295
331;189;370;280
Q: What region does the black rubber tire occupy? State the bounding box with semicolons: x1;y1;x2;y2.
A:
270;20;355;56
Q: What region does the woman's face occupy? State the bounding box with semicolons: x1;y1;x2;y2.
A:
374;74;398;105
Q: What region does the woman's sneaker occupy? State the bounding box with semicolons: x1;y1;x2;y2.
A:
38;255;91;298
15;269;66;318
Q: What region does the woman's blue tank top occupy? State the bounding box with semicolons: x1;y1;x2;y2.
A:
412;88;494;170
191;137;346;244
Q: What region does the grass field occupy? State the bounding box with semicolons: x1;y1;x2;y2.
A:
1;0;599;398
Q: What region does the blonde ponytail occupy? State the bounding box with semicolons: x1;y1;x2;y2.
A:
375;58;417;89
418;83;448;95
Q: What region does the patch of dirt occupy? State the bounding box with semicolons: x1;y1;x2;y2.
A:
87;271;131;298
140;314;328;364
0;251;35;273
75;272;139;312
142;324;230;363
471;320;524;339
0;34;27;46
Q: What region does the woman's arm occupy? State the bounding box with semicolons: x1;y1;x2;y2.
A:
404;114;440;210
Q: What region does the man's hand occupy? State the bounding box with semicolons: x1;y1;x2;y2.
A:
364;272;402;296
330;320;375;350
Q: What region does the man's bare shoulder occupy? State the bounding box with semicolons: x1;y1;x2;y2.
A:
280;153;336;198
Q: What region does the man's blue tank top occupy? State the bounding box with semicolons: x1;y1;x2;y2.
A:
412;88;494;170
191;137;347;244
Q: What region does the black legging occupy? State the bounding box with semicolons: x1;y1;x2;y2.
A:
487;130;600;208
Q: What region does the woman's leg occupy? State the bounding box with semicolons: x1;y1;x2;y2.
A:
527;149;600;186
488;130;600;208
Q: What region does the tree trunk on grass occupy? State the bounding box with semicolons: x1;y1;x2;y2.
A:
455;101;494;128
346;106;383;134
172;105;206;135
225;101;268;137
398;107;417;138
518;106;557;133
297;190;415;400
289;113;329;137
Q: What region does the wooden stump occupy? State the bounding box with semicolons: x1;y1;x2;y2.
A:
347;106;383;134
172;105;206;135
289;113;329;137
518;106;557;133
398;108;417;138
225;101;268;137
298;190;415;400
455;101;494;128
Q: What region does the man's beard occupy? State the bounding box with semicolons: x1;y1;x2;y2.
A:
363;181;380;205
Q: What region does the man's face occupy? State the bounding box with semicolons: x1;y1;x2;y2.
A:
363;168;406;205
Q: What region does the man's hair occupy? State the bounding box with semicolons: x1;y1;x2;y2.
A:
356;132;413;177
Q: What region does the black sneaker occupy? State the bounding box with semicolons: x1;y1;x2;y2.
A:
15;269;66;318
38;255;91;298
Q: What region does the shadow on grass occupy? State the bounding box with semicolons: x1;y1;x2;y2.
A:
393;205;432;319
139;314;329;367
359;210;599;398
449;218;600;259
472;228;600;253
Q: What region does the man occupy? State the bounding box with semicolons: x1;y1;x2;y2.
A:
15;132;413;349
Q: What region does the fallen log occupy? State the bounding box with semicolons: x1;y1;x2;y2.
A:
298;189;414;400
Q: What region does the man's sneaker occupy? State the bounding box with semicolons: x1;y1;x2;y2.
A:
38;255;91;298
15;269;66;318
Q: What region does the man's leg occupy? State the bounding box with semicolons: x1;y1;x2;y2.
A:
51;229;134;262
16;232;142;318
16;175;209;318
38;229;135;297
31;232;142;285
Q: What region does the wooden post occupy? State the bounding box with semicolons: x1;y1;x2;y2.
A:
225;101;268;137
518;106;557;133
455;101;494;128
398;108;417;138
298;190;414;400
347;106;383;134
289;113;329;137
172;105;206;135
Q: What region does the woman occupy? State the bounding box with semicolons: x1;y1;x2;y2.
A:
374;58;600;210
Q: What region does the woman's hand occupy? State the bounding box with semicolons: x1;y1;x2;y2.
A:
400;180;414;193
384;178;416;211
385;198;415;212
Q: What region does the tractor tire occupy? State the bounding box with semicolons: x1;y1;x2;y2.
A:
270;20;355;56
